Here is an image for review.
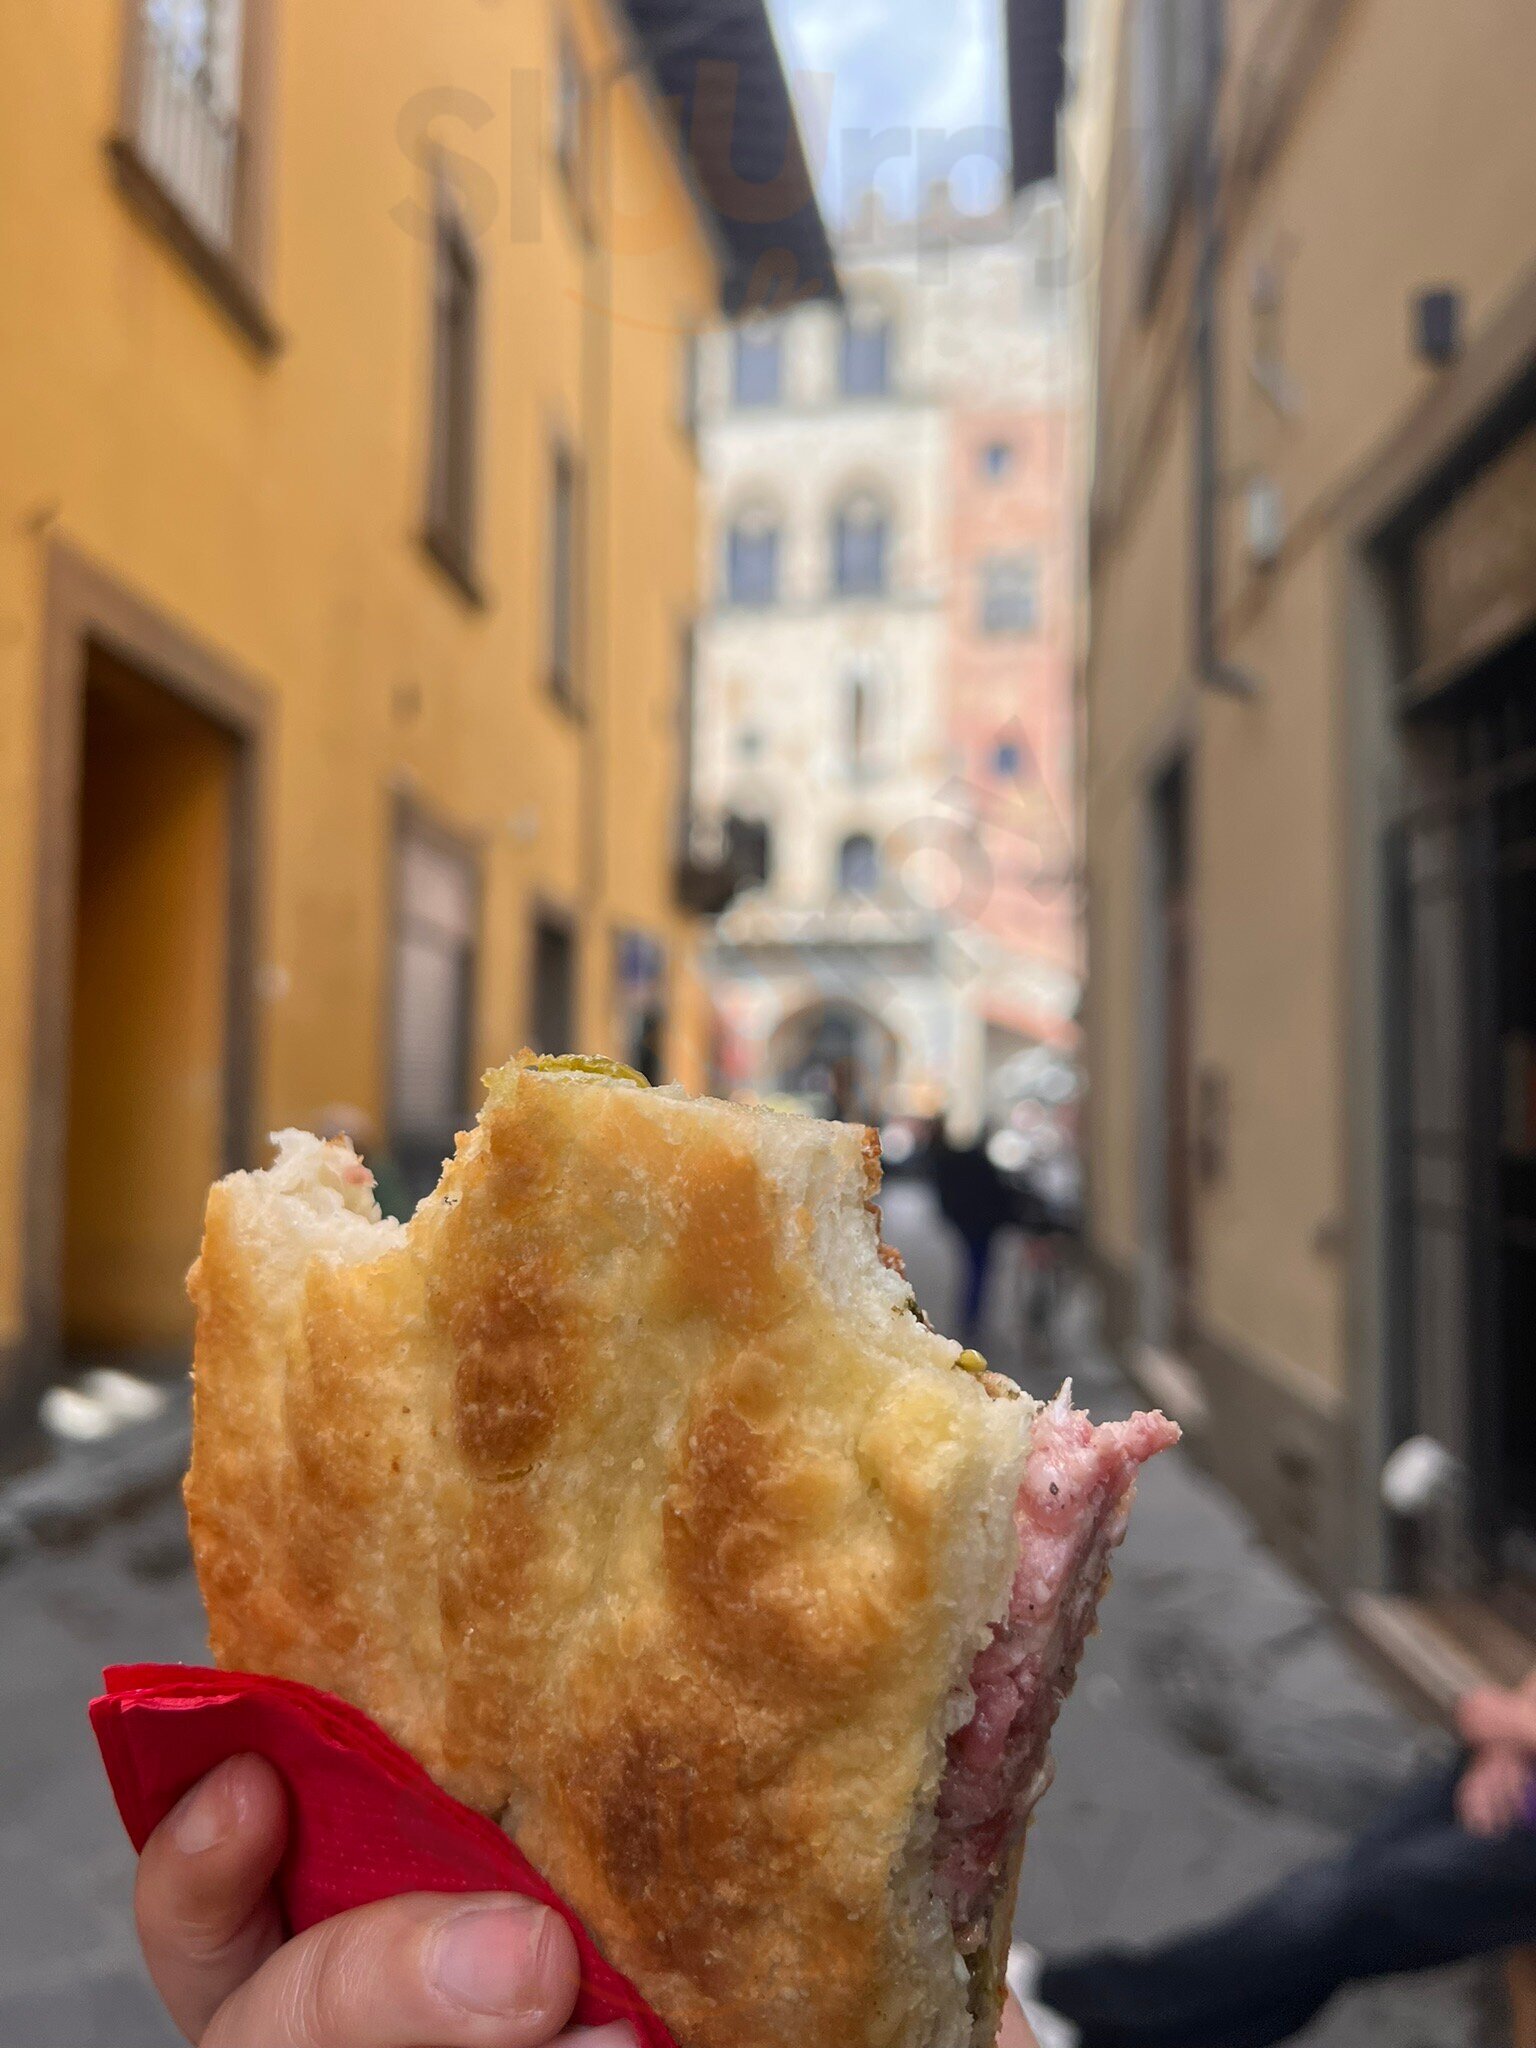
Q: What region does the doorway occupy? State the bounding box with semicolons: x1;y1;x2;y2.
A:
20;549;263;1420
1144;757;1194;1349
60;650;241;1356
1393;626;1536;1601
766;999;899;1123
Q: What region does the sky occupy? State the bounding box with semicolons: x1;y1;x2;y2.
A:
765;0;1009;225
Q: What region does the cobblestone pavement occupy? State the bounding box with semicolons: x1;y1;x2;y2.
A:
0;1181;1499;2045
881;1179;1496;2048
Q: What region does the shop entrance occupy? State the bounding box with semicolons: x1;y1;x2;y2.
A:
1393;627;1536;1602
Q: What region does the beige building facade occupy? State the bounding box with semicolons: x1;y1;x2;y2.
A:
694;193;1081;1127
1080;0;1536;1685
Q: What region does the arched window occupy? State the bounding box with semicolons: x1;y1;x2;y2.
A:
832;491;889;598
839;300;893;397
836;831;880;895
725;503;781;606
733;323;782;407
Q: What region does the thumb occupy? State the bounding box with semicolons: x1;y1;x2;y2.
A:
999;1991;1041;2048
202;1890;579;2048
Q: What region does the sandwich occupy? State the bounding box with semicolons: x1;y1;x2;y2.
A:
185;1052;1175;2048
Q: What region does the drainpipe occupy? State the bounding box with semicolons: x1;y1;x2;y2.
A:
1193;0;1258;697
578;68;614;1003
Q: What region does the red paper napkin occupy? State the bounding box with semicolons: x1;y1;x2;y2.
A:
90;1664;677;2047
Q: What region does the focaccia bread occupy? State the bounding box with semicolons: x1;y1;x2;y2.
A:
185;1053;1173;2048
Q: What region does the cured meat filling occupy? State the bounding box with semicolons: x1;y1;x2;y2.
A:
934;1393;1179;1954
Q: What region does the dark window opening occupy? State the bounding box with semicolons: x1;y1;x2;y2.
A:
548;443;581;706
733;325;782;407
840;305;892;397
425;198;481;594
531;912;577;1056
726;513;780;606
833;494;890;598
836;831;880;894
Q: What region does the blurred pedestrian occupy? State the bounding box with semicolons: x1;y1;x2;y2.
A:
933;1112;1016;1348
1022;1670;1536;2047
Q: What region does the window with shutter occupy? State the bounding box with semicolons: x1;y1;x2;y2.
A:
832;492;891;598
836;833;880;895
725;503;781;606
424;194;482;596
113;0;277;340
548;443;581;706
389;813;479;1196
131;0;245;247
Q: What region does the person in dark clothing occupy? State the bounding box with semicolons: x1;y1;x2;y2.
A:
1035;1675;1536;2047
932;1121;1016;1347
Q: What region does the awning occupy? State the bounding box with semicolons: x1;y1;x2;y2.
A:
622;0;839;311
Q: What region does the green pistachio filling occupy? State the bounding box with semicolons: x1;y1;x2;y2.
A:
531;1053;650;1086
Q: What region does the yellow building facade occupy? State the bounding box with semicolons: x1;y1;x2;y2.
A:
0;0;830;1407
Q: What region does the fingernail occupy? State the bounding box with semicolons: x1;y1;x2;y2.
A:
563;2028;641;2047
430;1901;560;2016
168;1757;246;1857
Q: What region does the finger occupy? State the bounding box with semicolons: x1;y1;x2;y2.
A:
202;1891;580;2048
999;1991;1040;2048
136;1754;288;2043
549;2030;641;2047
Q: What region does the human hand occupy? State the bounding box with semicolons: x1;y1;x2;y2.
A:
1457;1682;1536;1752
999;1992;1039;2047
134;1753;623;2046
1455;1743;1533;1839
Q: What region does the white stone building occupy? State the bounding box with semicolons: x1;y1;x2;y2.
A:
692;190;1078;1123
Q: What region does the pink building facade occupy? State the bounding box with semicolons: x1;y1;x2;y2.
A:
947;398;1078;1058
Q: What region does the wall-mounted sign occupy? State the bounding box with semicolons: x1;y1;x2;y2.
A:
1413;420;1536;695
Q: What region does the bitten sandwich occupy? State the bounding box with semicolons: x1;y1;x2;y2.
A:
185;1052;1175;2048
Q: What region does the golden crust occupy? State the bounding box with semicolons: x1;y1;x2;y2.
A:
185;1062;1031;2048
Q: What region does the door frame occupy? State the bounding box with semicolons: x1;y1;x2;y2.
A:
23;542;266;1396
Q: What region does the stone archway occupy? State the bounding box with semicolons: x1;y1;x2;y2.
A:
766;999;900;1124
